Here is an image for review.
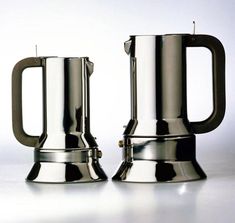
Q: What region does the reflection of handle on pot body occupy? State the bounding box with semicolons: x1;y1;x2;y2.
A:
185;35;225;134
12;57;107;183
12;57;96;150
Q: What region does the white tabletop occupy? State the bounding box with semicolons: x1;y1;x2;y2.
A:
1;140;235;223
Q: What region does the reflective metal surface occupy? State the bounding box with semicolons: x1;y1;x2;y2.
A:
113;34;225;182
27;159;107;183
113;160;205;183
12;57;107;183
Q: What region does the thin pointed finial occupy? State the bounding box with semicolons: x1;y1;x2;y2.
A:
193;21;196;34
35;44;38;57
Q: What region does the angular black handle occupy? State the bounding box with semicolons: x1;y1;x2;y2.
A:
12;57;44;147
185;34;226;134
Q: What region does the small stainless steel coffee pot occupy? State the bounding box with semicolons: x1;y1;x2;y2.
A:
113;34;225;182
12;57;107;183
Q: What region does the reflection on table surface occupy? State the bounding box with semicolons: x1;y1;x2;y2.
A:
1;159;235;223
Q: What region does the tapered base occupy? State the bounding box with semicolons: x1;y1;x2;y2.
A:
112;160;206;183
26;161;107;183
26;149;107;183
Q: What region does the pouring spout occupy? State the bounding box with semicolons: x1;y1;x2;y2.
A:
124;39;132;54
86;60;94;76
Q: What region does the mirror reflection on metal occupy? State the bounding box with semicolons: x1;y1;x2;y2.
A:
113;34;225;183
12;57;107;183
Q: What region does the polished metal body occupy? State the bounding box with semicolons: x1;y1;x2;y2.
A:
113;34;225;182
12;57;107;183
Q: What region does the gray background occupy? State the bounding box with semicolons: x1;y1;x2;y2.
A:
0;0;234;222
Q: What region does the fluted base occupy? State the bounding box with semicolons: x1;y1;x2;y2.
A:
112;160;206;183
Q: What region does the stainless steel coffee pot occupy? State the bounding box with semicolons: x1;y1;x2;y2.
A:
12;57;107;183
113;34;225;182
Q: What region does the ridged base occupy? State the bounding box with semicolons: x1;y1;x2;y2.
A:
112;160;206;183
26;161;107;183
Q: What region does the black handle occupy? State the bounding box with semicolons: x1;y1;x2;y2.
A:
185;34;226;134
12;57;44;147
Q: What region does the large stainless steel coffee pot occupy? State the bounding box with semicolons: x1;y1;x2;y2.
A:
12;57;107;183
113;34;225;182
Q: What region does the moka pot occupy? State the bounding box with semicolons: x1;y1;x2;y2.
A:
12;57;107;183
113;34;225;182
